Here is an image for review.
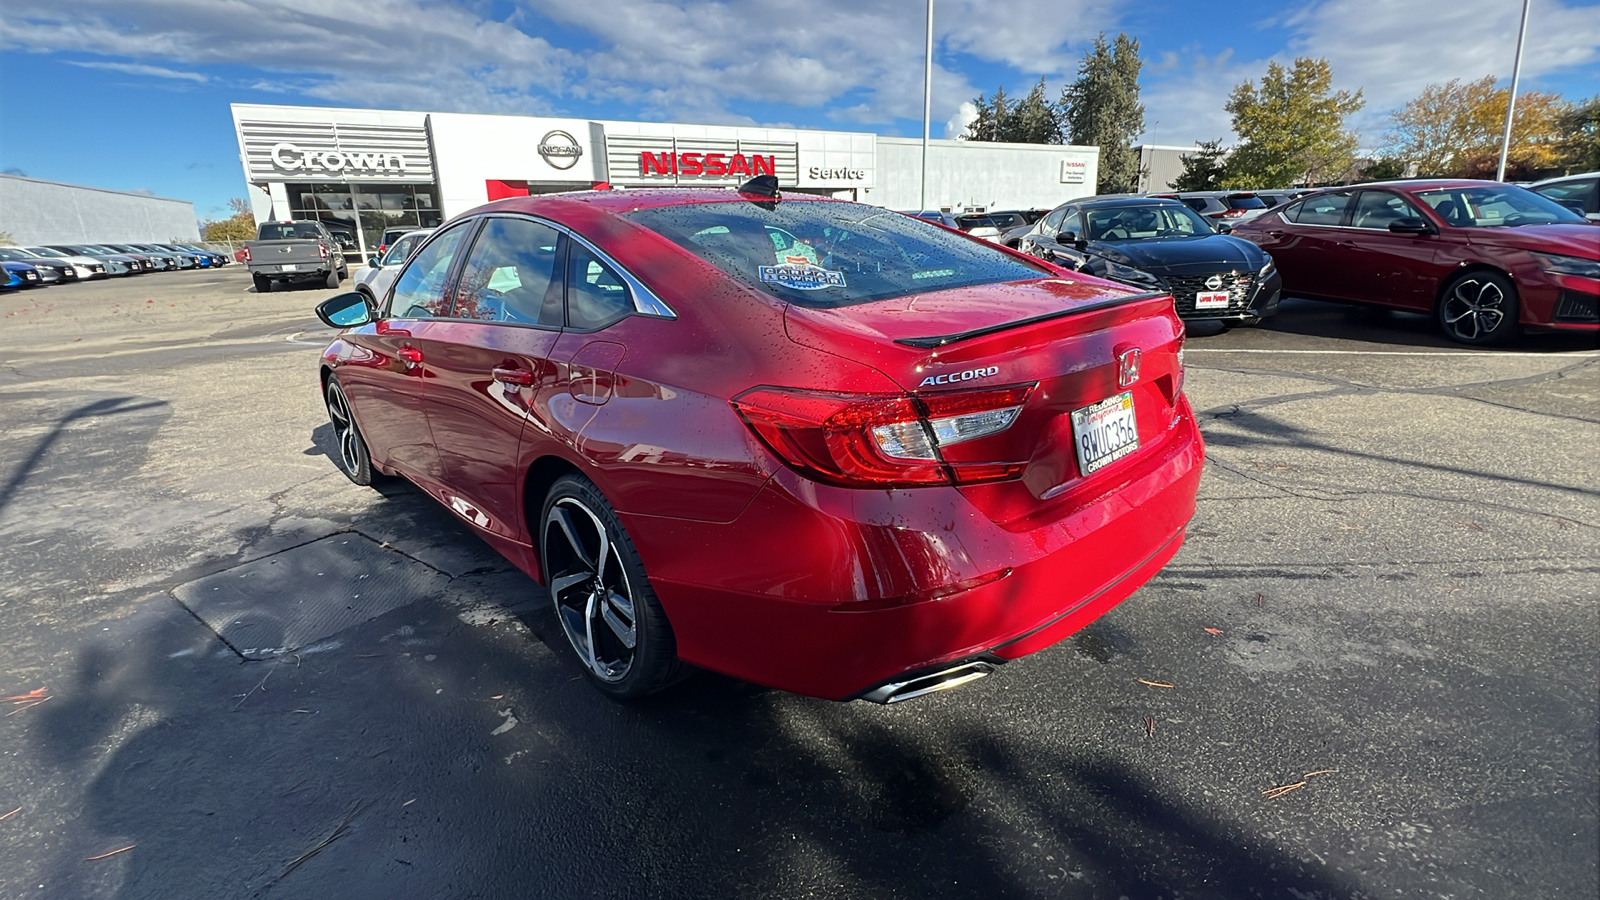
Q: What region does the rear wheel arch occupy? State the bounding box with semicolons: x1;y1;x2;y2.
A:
523;455;587;567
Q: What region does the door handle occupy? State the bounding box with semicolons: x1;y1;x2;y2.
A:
492;366;534;387
397;347;423;364
1338;240;1357;249
1267;230;1284;238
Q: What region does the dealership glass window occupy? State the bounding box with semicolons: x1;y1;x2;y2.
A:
287;182;444;257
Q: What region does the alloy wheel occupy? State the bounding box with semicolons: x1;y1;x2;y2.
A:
543;497;639;683
1440;277;1507;342
325;383;362;475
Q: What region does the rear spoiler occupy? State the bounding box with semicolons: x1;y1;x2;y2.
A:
893;290;1169;349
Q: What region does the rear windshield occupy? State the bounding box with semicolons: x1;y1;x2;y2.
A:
258;222;325;240
626;200;1049;308
1227;195;1268;210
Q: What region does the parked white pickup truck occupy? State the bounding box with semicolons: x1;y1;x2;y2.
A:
244;220;349;292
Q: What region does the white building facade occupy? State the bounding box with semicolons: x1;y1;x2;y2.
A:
232;104;1100;259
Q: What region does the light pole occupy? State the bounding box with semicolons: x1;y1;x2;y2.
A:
1496;0;1531;182
920;0;933;212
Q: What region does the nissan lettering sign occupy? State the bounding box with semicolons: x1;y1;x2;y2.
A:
538;130;584;170
1060;159;1088;184
271;142;408;174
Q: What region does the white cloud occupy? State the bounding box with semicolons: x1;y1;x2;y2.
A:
69;61;208;82
944;99;979;138
3;0;570;114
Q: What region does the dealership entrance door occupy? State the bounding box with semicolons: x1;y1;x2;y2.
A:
286;182;444;261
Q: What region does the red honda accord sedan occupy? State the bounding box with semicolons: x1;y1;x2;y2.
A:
1229;179;1600;344
313;180;1204;703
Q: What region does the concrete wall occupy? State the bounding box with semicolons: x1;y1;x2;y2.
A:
865;138;1099;212
0;175;199;244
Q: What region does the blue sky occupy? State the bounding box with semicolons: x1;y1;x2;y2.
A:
3;0;1597;222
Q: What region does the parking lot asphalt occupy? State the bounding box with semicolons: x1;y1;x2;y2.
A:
1;269;1596;899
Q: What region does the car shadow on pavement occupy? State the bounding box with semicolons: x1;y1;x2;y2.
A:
1257;297;1600;352
18;500;1365;900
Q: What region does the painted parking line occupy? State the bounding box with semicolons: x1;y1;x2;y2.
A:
1186;348;1600;358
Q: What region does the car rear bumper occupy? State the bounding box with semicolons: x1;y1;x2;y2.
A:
629;399;1204;700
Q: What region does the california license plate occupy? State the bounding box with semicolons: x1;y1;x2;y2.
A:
280;264;299;272
1195;291;1229;309
1071;392;1139;475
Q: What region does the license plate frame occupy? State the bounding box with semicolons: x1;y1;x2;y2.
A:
1071;391;1139;476
1195;290;1229;310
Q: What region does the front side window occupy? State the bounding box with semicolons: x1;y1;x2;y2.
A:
451;218;565;327
381;235;421;267
386;222;471;318
1288;192;1354;226
628;200;1050;309
1059;209;1083;240
1351;191;1425;230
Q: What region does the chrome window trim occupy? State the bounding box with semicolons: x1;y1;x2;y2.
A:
482;212;677;320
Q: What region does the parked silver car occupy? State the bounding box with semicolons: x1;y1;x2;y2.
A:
351;228;434;303
1529;172;1599;223
10;246;109;279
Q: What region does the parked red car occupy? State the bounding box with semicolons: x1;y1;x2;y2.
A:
1229;180;1600;344
314;182;1204;702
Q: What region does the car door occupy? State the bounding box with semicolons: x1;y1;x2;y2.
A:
1250;191;1357;300
1024;207;1089;269
411;215;569;543
338;220;473;487
1339;189;1442;310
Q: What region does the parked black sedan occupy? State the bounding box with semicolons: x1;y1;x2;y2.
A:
1017;197;1283;326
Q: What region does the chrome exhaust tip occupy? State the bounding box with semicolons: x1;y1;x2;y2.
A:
858;660;999;704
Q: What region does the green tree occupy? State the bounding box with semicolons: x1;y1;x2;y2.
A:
1223;58;1363;188
201;197;257;243
1062;33;1145;193
1359;157;1409;181
1555;96;1599;173
1171;140;1229;191
1009;77;1062;144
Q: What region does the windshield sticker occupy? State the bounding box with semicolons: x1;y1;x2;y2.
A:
759;256;846;291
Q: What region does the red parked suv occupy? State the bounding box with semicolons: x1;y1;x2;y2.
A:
1229;180;1600;344
313;182;1204;703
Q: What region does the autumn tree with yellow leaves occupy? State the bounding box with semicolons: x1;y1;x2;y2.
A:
1382;77;1576;180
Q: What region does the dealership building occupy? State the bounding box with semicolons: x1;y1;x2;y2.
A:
231;103;1101;259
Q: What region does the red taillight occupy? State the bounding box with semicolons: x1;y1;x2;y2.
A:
242;246;251;262
318;242;329;259
732;384;1034;488
1220;208;1247;217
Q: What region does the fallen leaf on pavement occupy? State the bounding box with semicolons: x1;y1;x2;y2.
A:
1137;679;1176;689
85;845;136;861
1204;627;1223;635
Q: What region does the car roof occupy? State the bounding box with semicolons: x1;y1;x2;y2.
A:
1530;171;1599;186
1069;197;1189;210
479;187;844;218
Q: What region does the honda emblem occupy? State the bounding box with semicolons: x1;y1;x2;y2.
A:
1117;348;1142;388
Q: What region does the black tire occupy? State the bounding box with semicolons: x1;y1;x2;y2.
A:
253;274;271;293
325;269;340;289
540;475;685;700
324;376;378;486
1438;270;1520;345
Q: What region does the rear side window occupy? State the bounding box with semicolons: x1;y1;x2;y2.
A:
627;200;1049;309
451;217;565;326
1288;193;1353;226
387;223;470;318
566;245;633;330
1181;198;1211;213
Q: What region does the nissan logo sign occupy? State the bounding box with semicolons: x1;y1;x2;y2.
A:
1204;274;1225;290
538;130;584;170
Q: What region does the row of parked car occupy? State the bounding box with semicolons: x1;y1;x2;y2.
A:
999;176;1599;345
0;242;233;290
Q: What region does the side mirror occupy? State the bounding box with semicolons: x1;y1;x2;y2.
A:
368;256;381;267
1057;230;1084;247
1388;217;1433;234
1215;222;1234;234
315;291;373;328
